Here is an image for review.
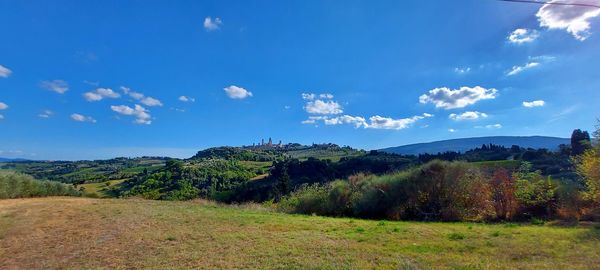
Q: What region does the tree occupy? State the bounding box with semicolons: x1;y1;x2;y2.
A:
490;168;517;220
273;164;290;201
571;129;591;156
514;162;557;218
574;120;600;205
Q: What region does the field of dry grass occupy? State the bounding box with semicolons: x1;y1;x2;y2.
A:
1;197;599;269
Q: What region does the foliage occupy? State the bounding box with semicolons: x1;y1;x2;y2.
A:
279;161;496;222
490;168;517;220
0;171;81;199
0;157;168;184
513;162;557;219
575;149;600;204
192;146;284;162
571;129;592;156
118;159;256;200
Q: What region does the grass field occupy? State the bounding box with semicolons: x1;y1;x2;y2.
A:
78;179;126;198
1;197;599;269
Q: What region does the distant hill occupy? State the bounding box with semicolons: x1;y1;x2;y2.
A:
380;136;570;155
0;157;30;162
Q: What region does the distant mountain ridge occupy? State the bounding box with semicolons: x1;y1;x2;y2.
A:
380;136;570;155
0;157;30;162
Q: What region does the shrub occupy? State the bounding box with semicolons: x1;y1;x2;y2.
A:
0;172;81;199
277;184;331;215
513;162;557;219
278;161;496;222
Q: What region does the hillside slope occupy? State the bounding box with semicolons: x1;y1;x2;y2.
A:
1;197;598;269
381;136;569;155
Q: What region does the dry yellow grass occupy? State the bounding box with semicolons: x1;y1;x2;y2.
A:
1;197;599;269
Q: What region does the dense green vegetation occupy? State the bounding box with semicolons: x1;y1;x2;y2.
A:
276;160;572;222
118;159;257;200
0;171;81;199
2;125;598;223
0;157;168;184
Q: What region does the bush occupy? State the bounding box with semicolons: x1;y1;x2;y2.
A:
278;161;496;222
0;172;81;199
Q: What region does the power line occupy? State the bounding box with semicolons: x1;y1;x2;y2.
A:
497;0;600;8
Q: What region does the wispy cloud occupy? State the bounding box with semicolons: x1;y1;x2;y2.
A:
38;110;53;118
449;111;488;121
0;64;12;78
71;113;96;123
40;80;69;94
0;102;6;120
121;86;163;106
523;100;545;108
204;17;222;31
507;28;539;44
474;124;502;129
178;96;195;102
506;62;540;76
454;67;471;74
83;88;121;101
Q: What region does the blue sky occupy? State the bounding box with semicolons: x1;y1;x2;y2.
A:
1;0;599;160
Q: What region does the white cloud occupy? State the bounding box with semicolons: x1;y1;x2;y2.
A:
448;128;457;133
71;113;96;123
304;100;343;115
449;111;488;121
366;114;432;130
523;100;546;107
204;17;222;31
0;114;3;120
454;67;471;74
140;97;163;107
486;124;503;129
83;88;121;101
306;113;433;130
507;62;540;76
224;85;253;99
303;93;334;100
178;96;195;102
301;116;327;125
324;115;367;128
507;28;540;44
0;102;7;110
40;80;68;94
536;0;600;41
120;86;162;106
302;93;316;100
83;80;100;86
38;110;53;118
111;104;152;125
319;93;334;99
284;105;291;110
0;65;12;78
419;86;498;109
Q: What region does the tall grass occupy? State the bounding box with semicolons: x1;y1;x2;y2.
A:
0;171;81;199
